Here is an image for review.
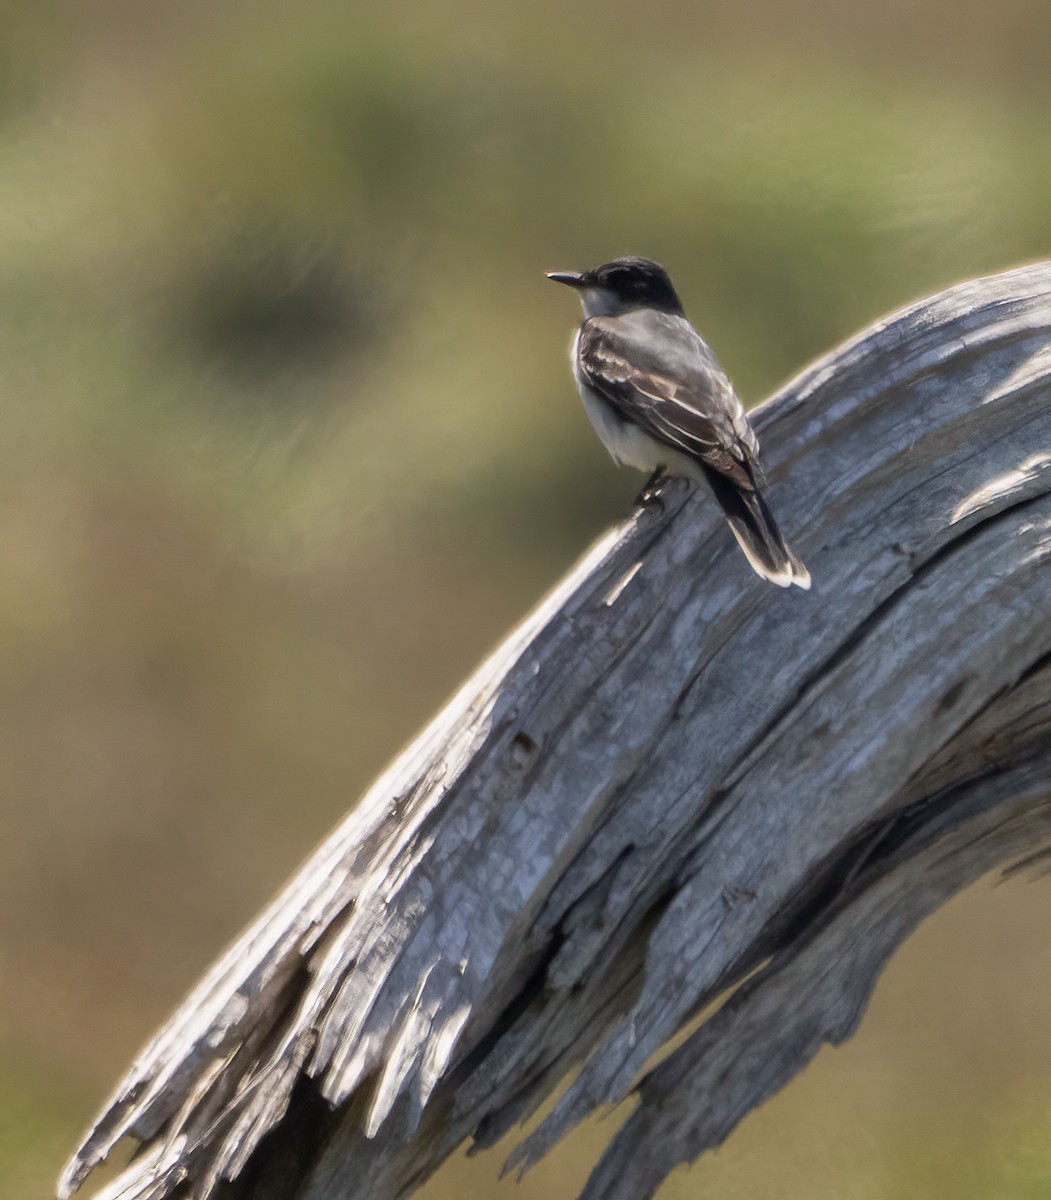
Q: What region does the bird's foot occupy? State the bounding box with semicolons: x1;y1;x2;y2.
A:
634;467;668;509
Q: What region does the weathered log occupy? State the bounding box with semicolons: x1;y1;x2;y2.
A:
60;263;1051;1200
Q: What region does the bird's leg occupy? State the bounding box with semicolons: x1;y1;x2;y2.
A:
635;466;668;508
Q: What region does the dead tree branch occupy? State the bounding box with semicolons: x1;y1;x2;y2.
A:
61;263;1051;1200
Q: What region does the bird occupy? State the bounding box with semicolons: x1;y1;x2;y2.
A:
547;256;811;589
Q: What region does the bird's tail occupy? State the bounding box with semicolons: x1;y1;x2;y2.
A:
703;468;811;590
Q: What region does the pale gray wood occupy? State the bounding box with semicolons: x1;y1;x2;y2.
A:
59;264;1051;1200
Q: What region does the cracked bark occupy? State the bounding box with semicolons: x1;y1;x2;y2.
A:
60;263;1051;1200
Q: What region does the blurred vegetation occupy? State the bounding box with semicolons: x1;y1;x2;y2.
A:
2;2;1049;1198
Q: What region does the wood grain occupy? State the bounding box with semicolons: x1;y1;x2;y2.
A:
60;263;1051;1200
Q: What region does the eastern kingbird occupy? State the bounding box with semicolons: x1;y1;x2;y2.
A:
548;256;811;589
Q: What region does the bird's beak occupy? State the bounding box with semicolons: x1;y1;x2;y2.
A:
546;270;587;288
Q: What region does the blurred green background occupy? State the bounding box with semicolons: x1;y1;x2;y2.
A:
2;2;1050;1198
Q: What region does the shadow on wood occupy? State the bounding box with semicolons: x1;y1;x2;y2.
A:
60;264;1051;1200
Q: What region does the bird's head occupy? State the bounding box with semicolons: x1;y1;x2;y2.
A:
547;256;685;318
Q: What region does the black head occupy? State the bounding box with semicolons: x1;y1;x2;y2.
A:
547;256;685;316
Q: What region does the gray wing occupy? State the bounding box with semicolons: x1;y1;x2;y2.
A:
576;311;760;489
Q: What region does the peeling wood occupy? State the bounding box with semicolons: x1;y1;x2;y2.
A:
60;264;1051;1200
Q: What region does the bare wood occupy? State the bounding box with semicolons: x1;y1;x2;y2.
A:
60;263;1051;1200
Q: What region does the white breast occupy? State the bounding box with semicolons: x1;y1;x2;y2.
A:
569;330;704;483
